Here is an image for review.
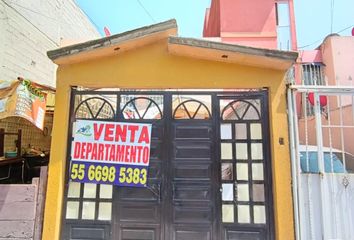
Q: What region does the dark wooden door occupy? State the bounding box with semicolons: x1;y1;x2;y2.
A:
61;90;274;240
167;120;216;240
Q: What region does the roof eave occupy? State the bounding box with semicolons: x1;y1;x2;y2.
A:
168;36;298;70
48;19;178;65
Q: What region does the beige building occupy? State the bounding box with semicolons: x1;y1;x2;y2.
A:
0;0;100;87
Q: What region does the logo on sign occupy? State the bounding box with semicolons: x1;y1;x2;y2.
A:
76;125;92;137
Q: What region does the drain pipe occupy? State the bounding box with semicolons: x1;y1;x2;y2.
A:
287;86;301;240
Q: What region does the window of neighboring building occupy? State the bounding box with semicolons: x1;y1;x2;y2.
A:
276;2;291;50
302;63;325;116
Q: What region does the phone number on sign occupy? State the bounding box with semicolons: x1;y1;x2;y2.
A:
70;161;147;187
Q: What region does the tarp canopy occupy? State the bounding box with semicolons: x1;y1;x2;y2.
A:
0;79;49;130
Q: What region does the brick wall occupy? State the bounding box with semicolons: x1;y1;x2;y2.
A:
0;114;53;153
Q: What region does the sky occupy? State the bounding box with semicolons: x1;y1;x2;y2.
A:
76;0;354;50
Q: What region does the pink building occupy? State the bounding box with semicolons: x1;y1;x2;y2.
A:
203;0;298;51
202;1;354;238
298;36;354;157
203;0;354;156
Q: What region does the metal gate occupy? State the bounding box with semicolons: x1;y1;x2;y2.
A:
288;85;354;240
61;89;274;240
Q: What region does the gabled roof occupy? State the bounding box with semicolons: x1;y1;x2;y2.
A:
48;19;298;70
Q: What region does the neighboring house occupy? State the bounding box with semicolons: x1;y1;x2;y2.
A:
203;1;354;240
295;36;354;239
0;0;100;154
0;1;100;239
298;35;354;157
203;0;297;51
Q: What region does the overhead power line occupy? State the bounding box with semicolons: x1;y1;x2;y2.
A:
136;0;156;23
2;0;59;46
75;3;101;34
298;24;354;49
3;1;101;36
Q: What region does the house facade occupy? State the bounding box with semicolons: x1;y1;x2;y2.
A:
43;20;298;240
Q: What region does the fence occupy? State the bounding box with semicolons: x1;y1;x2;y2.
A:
288;85;354;240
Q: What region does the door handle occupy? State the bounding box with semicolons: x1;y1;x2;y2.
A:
234;183;238;202
158;183;162;204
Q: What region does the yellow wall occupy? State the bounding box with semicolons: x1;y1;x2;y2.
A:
43;39;294;240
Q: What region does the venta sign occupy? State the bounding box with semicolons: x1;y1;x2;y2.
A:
69;120;152;187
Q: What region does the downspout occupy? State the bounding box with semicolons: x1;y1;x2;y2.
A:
287;85;301;240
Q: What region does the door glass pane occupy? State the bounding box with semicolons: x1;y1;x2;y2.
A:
252;163;264;180
222;163;233;180
172;95;211;119
222;183;234;201
237;184;249;201
235;123;247;139
83;183;97;198
121;95;163;119
98;202;112;221
250;123;262;139
251;143;263;160
67;182;81;198
221;143;233;160
238;205;250;223
235;143;248;159
222;204;234;223
243;102;261;120
253;184;265;202
66;201;79;219
221;124;232;139
236;163;248;180
100;184;113;199
254;205;266;224
82;201;96;220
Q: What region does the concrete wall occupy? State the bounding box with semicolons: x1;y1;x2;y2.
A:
0;167;48;240
0;0;100;87
0;183;37;240
321;36;354;87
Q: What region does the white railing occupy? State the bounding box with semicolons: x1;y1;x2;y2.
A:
288;85;354;240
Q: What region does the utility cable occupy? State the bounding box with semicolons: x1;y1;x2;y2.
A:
136;0;156;23
5;1;58;21
2;0;59;46
76;2;101;34
298;24;354;49
4;0;101;35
